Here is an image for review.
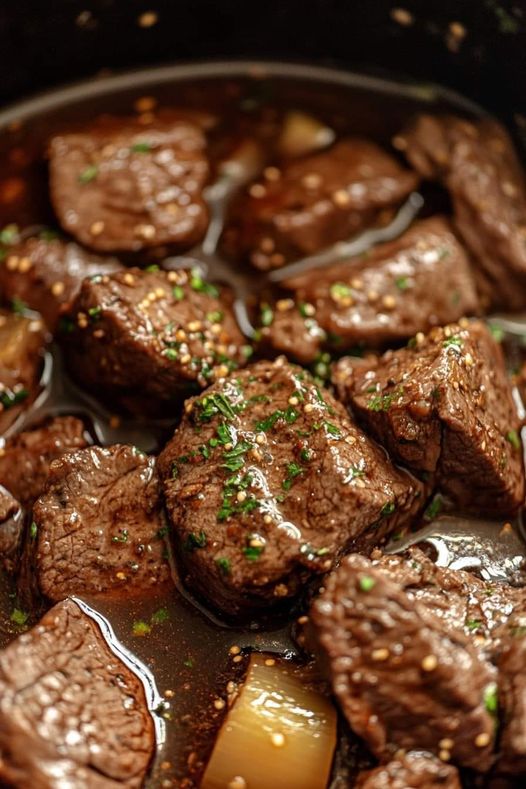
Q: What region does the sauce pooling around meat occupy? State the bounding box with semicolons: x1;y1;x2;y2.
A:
0;64;525;788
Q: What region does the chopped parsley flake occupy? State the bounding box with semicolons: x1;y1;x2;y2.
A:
215;557;231;575
282;461;304;491
10;608;28;627
184;531;208;551
243;545;264;561
359;575;376;592
260;304;274;327
78;165;98;184
466;618;483;632
395;276;410;290
151;607;170;625
10;297;28;315
131;142;152;153
424;494;443;521
380;501;396;517
172;285;184;300
132;620;151;637
190;268;219;297
0;388;29;411
442;335;463;350
330;282;352;300
29;521;38;540
367;388;403;412
484;683;498;716
506;429;521;450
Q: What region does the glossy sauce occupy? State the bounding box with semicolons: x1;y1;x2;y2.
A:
0;63;524;788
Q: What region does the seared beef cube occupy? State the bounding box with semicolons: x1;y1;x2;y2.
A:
223;139;419;270
495;635;526;775
49;117;209;253
0;598;154;787
355;751;462;788
0;310;47;435
0;416;88;506
260;217;479;363
398;115;526;309
158;357;423;617
63;268;247;408
30;444;170;601
0;485;22;573
0;235;121;329
334;321;524;514
373;547;518;650
310;553;497;771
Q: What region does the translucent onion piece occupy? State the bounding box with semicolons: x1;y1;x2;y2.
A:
277;111;335;159
201;655;337;789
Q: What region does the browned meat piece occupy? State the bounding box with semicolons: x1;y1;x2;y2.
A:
496;635;526;775
0;235;121;329
373;548;521;653
0;310;47;436
259;217;479;363
0;598;154;787
0;416;88;506
158;357;423;617
355;751;462;788
333;321;524;514
49;117;209;253
63;268;248;409
223;139;419;270
30;444;170;601
398;115;526;309
310;553;497;771
0;485;22;573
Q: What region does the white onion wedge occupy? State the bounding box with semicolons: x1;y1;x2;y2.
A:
277;111;335;158
201;655;337;789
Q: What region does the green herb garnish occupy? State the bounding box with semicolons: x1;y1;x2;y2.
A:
359;575;376;592
78;165;98;184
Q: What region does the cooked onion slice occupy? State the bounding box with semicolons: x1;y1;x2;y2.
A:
202;654;337;789
277;111;335;158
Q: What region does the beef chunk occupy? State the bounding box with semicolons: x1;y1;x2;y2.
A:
30;444;170;601
0;235;121;329
223;139;419;270
158;357;423;617
0;310;47;435
49;117;209;253
63;268;247;409
259;217;479;363
0;485;22;572
0;598;154;787
496;635;526;775
334;321;524;514
310;553;497;771
398;115;526;309
355;752;462;788
0;416;88;506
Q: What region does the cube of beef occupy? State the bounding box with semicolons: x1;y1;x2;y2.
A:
0;416;88;507
223;139;419;270
334;321;524;514
158;357;423;617
63;268;247;409
30;444;170;601
310;553;497;771
0;485;22;573
259;217;479;362
398;115;526;309
0;310;47;436
0;598;154;787
0;235;121;329
49;117;209;253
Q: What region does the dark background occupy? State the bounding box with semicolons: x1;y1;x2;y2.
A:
0;0;525;118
